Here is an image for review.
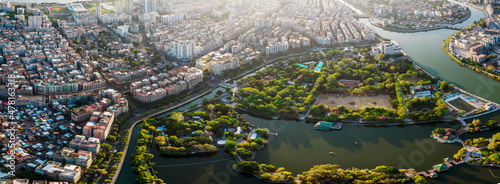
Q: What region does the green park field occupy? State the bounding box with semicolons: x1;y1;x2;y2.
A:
50;7;70;15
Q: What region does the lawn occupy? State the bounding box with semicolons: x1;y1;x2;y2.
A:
448;98;476;113
317;94;393;110
50;7;70;15
402;77;420;84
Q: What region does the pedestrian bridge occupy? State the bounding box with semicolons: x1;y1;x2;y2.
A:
443;24;466;30
219;82;236;88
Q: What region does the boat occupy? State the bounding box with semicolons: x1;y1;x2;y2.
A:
329;152;335;155
355;142;358;144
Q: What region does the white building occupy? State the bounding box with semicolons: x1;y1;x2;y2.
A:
161;13;190;25
174;40;195;61
95;5;101;18
126;0;134;13
28;15;42;28
117;25;129;37
116;3;123;14
144;0;156;13
17;7;24;14
372;40;402;55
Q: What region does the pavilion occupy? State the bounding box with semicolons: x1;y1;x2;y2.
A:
433;163;449;172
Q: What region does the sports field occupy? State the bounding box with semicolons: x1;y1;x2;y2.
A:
318;94;393;110
50;7;70;15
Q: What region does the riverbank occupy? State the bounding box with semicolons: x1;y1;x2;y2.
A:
442;32;500;83
368;18;445;33
364;6;471;33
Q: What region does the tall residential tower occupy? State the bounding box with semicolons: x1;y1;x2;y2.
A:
144;0;156;13
126;0;134;13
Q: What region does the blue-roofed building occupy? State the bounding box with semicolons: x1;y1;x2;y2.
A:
294;63;308;68
314;61;324;72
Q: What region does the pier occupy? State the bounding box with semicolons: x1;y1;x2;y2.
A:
413;158;465;178
268;132;279;136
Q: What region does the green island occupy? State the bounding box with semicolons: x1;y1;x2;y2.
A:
448;120;500;166
235;48;452;123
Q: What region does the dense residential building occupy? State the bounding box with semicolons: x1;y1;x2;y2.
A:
52;147;93;169
68;135;101;154
28;16;43;28
33;82;79;95
449;29;500;71
99;13;132;24
83;111;115;141
35;161;82;183
130;66;203;102
347;0;470;31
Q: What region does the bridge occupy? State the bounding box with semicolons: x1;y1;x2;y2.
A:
442;24;466;30
357;13;369;18
219;82;236;88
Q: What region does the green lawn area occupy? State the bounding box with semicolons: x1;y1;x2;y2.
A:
448;98;476;113
88;6;115;15
105;0;125;6
51;7;69;15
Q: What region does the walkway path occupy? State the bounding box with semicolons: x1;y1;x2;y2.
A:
154;158;233;168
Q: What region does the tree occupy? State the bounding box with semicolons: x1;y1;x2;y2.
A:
488;141;500;150
472;119;482;127
202;98;211;105
377;53;386;60
207;104;215;114
261;173;272;180
413;175;428;184
101;143;112;150
432;127;445;135
238;161;259;174
439;81;449;91
106;135;116;142
225;87;231;93
365;78;376;85
373;165;400;174
216;90;224;96
485;120;498;129
309;104;327;117
155;136;167;146
171;112;184;122
490;153;500;163
136;171;156;184
454;148;467;160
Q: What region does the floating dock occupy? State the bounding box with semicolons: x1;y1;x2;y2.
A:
313;121;343;131
332;123;343;130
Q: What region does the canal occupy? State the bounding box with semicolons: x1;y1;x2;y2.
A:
117;1;500;183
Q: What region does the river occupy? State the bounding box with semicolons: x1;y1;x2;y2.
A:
116;1;500;184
